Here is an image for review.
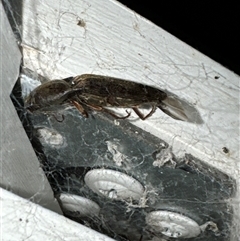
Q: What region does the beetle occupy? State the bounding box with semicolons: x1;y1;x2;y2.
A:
25;74;188;121
67;74;188;121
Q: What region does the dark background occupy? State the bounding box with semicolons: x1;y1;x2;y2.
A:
118;1;239;76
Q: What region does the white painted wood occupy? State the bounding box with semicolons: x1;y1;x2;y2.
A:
0;2;61;214
0;187;115;241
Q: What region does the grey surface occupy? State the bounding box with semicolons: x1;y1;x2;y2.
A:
0;3;61;213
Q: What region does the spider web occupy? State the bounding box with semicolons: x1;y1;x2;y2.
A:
9;68;235;241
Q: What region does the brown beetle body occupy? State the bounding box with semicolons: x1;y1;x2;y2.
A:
26;74;188;121
70;74;167;107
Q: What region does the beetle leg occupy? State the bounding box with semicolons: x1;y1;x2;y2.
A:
102;108;131;119
73;99;130;119
71;100;89;118
85;104;102;111
52;113;65;122
132;105;157;120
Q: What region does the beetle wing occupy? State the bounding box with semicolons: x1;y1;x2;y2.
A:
159;96;189;121
72;74;167;106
